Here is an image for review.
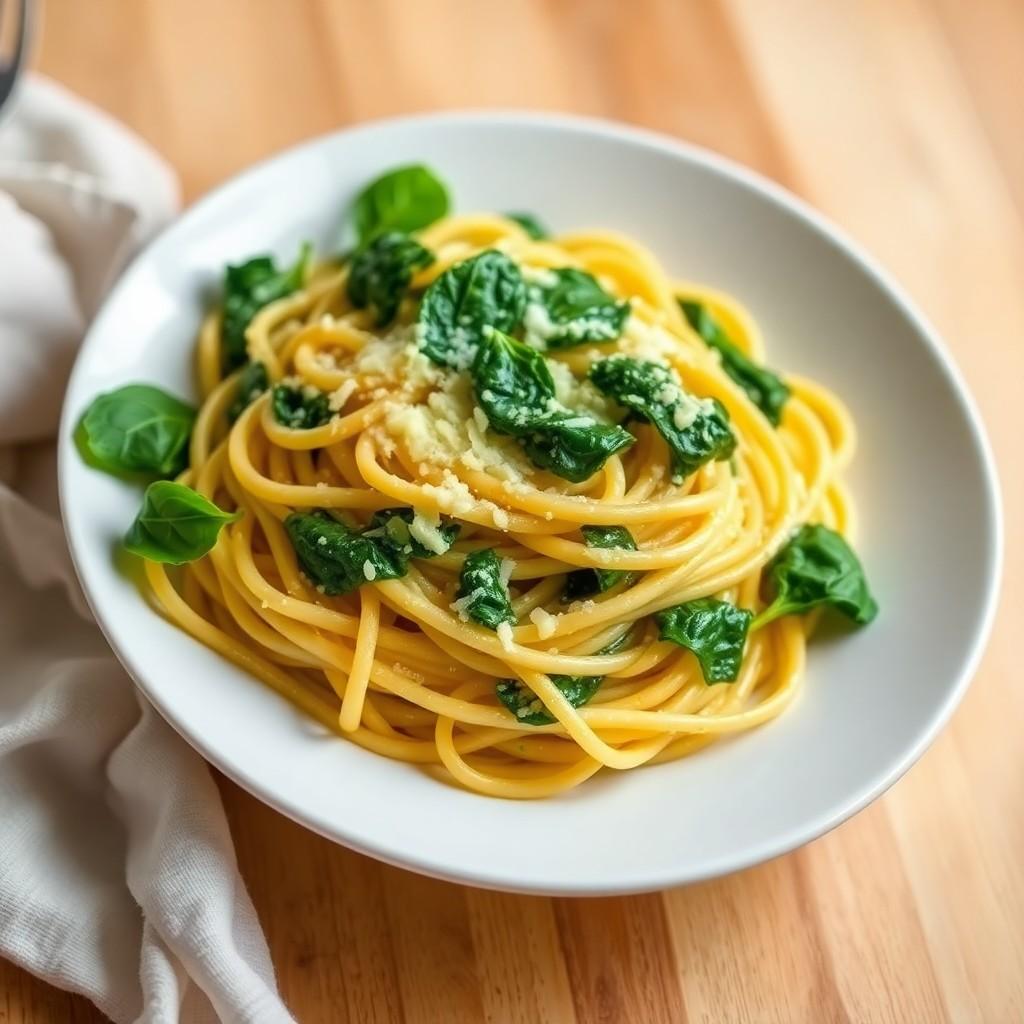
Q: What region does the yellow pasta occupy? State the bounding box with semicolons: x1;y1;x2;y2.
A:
145;213;862;798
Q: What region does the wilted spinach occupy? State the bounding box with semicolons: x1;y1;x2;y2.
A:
563;525;638;602
527;268;629;349
495;674;604;725
366;508;459;559
285;511;407;595
680;299;789;426
418;250;527;368
347;231;434;325
753;524;878;628
472;328;634;482
656;598;753;683
228;361;269;422
455;548;515;630
589;355;735;482
505;211;549;240
271;383;332;429
222;244;311;370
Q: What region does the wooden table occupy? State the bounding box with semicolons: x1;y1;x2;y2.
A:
10;1;1022;1020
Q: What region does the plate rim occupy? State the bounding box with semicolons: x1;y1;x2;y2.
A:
58;110;1004;895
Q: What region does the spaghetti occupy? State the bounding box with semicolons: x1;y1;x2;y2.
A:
137;185;871;798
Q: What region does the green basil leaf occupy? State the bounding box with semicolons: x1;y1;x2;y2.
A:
589;355;735;482
564;525;638;602
418;250;526;368
366;508;460;559
228;361;269;422
754;524;878;628
353;165;450;245
222;243;311;371
680;299;790;426
505;211;549;240
526;268;629;349
285;511;408;596
79;384;196;478
495;674;603;725
455;548;515;630
472;328;634;482
124;481;240;564
656;598;753;684
347;232;434;326
271;383;332;429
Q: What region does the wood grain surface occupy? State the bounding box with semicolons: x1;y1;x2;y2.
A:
8;0;1023;1020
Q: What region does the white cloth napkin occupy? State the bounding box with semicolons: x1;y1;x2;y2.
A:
0;76;295;1024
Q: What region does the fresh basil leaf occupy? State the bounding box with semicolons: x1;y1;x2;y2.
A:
271;383;332;429
347;232;434;326
79;384;196;478
527;268;629;349
455;548;515;630
124;481;240;565
353;165;449;245
366;508;459;559
656;598;753;684
564;525;638;602
285;511;408;596
505;212;549;240
418;250;526;368
754;524;878;628
472;328;634;482
589;355;735;482
680;299;790;426
495;674;603;725
222;244;311;371
228;361;269;422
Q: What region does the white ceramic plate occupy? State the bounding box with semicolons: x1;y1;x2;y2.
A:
59;113;1002;895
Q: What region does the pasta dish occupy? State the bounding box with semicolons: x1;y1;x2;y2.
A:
77;165;877;798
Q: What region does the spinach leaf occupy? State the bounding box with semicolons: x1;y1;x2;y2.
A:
455;548;515;630
124;482;240;564
520;419;636;482
271;383;332;429
527;268;629;349
680;299;789;426
472;328;634;482
79;384;196;478
222;244;311;371
589;355;735;482
418;250;526;368
347;231;434;325
472;325;556;433
754;524;878;628
505;212;549;240
366;508;459;559
285;511;408;595
353;165;450;245
495;674;603;725
564;525;638;601
228;361;269;422
656;598;753;683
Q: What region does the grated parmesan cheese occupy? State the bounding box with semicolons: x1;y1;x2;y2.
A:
529;606;558;640
496;621;515;651
409;510;450;555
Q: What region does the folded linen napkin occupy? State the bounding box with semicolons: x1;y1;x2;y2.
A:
0;75;295;1024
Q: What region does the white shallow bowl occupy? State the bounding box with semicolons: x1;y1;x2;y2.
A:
59;113;1002;895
